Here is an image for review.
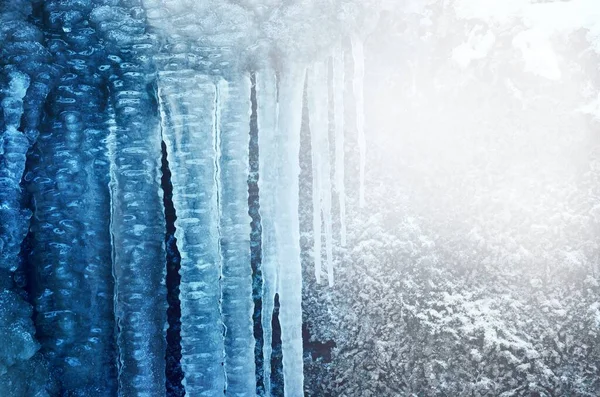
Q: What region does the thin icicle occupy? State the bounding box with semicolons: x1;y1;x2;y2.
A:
256;66;279;396
308;61;334;286
214;79;228;394
309;67;323;284
333;45;347;247
351;35;366;208
276;63;305;397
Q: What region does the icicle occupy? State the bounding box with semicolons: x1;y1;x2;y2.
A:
256;66;279;396
96;6;167;395
217;75;256;395
309;72;323;285
0;71;29;271
351;35;366;208
26;27;117;392
109;85;167;397
308;61;334;286
276;63;305;397
333;45;347;247
157;71;226;395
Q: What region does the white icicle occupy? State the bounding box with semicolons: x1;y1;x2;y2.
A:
276;63;305;397
333;45;347;247
256;67;279;396
351;35;366;208
308;60;334;286
309;64;323;285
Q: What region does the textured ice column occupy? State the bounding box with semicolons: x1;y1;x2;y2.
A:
308;61;334;286
109;77;166;397
25;2;117;392
0;71;30;271
0;13;55;278
91;5;167;395
351;35;366;208
276;63;306;397
256;66;279;396
217;75;256;396
0;12;55;395
157;71;226;395
332;45;347;247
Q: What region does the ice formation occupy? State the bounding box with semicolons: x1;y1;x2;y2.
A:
3;0;600;395
0;0;367;393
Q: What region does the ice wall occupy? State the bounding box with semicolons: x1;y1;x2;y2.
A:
0;1;54;394
0;0;375;394
91;4;167;395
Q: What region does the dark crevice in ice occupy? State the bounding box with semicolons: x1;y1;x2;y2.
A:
270;293;284;397
248;72;265;396
160;139;185;397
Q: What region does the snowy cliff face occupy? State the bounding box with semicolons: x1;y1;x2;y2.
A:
1;0;600;396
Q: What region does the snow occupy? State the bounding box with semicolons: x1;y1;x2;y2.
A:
452;26;496;69
512;29;561;80
455;0;600;78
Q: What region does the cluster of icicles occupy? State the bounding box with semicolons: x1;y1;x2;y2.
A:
153;40;367;396
0;4;366;394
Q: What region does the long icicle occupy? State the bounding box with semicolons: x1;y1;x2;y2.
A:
276;63;305;397
351;35;366;208
308;60;334;286
333;45;347;247
309;64;323;285
157;71;225;394
217;74;256;395
256;66;279;396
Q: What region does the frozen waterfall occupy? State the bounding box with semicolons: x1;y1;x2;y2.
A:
0;0;358;395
